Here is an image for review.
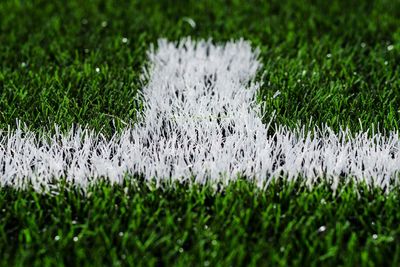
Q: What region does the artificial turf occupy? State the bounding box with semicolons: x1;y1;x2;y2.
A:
2;180;400;266
0;0;400;266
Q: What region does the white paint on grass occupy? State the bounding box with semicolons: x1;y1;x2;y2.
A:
1;38;400;192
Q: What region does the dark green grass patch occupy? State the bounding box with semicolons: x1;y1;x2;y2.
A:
1;180;400;266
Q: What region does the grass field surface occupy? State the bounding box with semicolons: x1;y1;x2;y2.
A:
1;0;400;266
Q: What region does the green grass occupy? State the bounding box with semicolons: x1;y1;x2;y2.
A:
2;180;400;266
1;0;400;266
1;0;399;133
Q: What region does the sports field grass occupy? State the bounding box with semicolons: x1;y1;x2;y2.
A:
1;0;400;266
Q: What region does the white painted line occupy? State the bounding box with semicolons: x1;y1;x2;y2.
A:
1;38;400;192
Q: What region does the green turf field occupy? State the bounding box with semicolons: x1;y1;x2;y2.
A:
1;0;400;266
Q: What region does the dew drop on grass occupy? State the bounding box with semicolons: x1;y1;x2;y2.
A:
179;247;184;253
122;37;128;44
73;236;79;242
387;44;394;51
372;234;378;240
119;232;124;237
95;67;100;73
326;53;332;58
101;21;108;27
72;220;77;225
317;226;326;233
54;235;60;241
361;42;366;48
204;261;210;267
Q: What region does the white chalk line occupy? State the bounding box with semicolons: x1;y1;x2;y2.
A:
1;38;400;192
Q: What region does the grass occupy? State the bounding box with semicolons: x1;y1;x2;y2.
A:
1;0;399;133
2;179;400;266
0;0;400;265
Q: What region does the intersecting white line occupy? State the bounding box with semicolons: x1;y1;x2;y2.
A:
1;38;400;192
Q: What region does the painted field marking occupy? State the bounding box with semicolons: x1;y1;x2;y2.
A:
1;38;400;192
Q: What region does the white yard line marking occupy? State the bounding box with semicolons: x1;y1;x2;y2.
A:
1;38;400;192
